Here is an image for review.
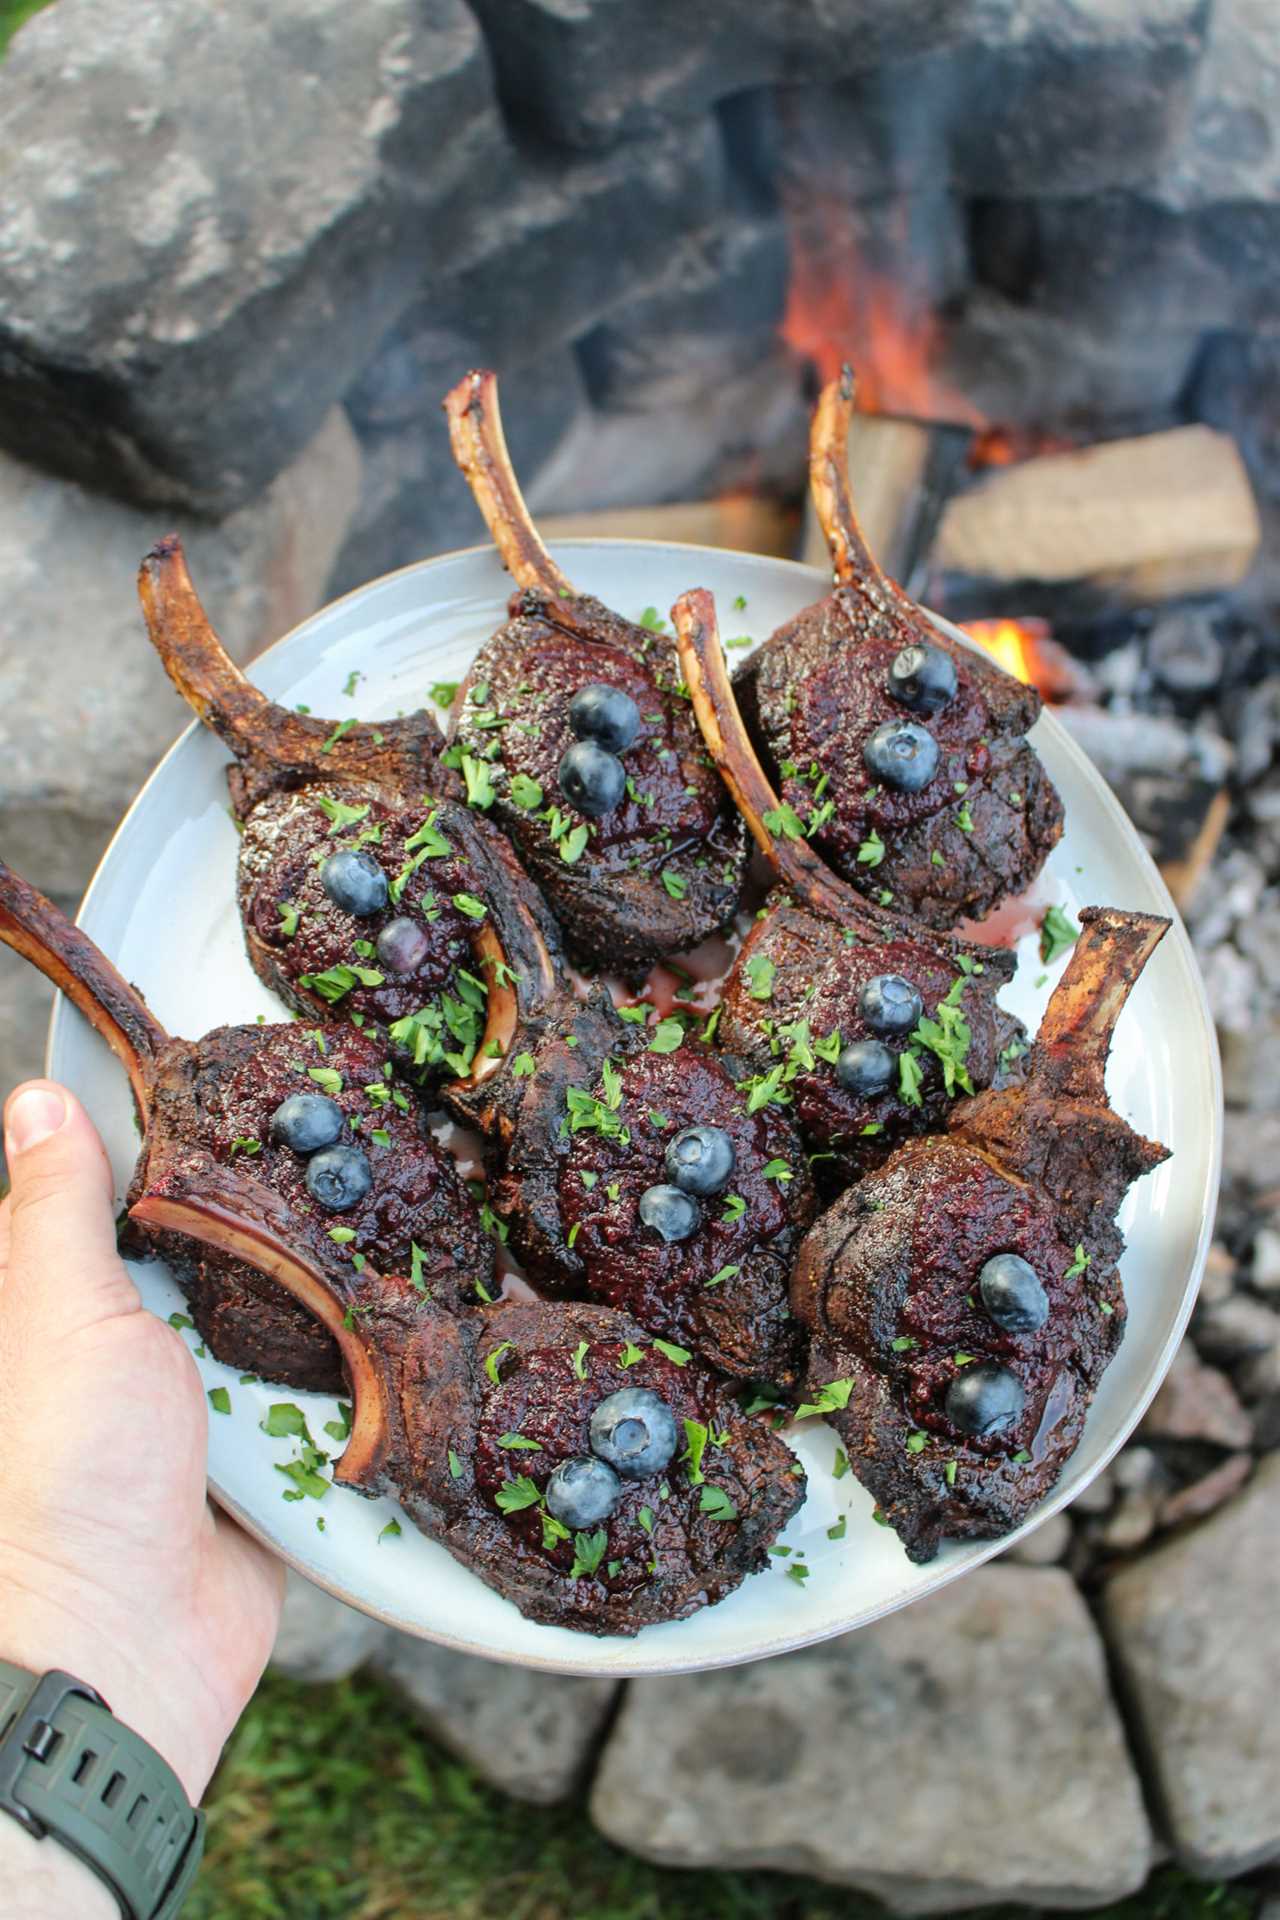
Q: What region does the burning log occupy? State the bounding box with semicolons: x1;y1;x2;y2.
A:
933;427;1261;610
538;497;797;559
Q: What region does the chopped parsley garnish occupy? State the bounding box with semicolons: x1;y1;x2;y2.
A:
682;1418;709;1485
891;1335;918;1352
429;680;459;709
498;1433;542;1451
320;718;357;754
620;1341;645;1368
700;1486;739;1522
327;1227;356;1245
378;1519;401;1543
827;1515;847;1541
762;802;805;841
495;1476;541;1514
905;1431;929;1453
484;1341;514;1387
509;773;543;810
569;1530;608;1579
898;1051;924;1106
762;1157;793;1184
1064;1243;1091;1279
786;1562;810;1586
460;753;496;810
637;1505;654;1534
277;902;301;937
315;795;370;836
1040;903;1080;965
298;963;386;1004
652;1338;691;1367
706;1264;740;1288
857;829;886;867
207;1387;232;1416
833;1446;850;1480
571;1340;589;1380
261;1403;308;1438
660;868;688;900
511;1052;536;1077
795;1378;854;1420
648;1018;684;1054
744;952;775;1002
452;892;487;920
945;1460;958;1486
560;823;589;865
448;1449;463;1479
721;1193;746;1223
638;606;667;630
229;1136;261;1157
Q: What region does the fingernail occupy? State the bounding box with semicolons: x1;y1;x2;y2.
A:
5;1086;69;1155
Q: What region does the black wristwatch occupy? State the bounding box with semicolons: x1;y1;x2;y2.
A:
0;1662;205;1918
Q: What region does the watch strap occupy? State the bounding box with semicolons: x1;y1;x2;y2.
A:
0;1661;205;1919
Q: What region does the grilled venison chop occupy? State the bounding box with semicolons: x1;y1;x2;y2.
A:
474;986;816;1389
138;537;563;1084
734;369;1064;930
0;862;490;1392
674;589;1026;1187
790;907;1170;1562
132;1170;807;1635
442;370;748;977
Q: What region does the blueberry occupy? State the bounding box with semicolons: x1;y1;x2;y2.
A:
321;847;388;917
638;1184;701;1243
569;683;641;754
979;1253;1050;1334
558;740;627;819
269;1092;346;1156
945;1363;1025;1438
888;642;958;716
376;915;431;975
860;973;923;1037
664;1125;736;1198
305;1143;373;1213
835;1039;895;1096
590;1389;679;1478
863;719;939;793
544;1455;622;1530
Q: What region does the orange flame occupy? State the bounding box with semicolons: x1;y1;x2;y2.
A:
780;196;982;427
963;618;1039;684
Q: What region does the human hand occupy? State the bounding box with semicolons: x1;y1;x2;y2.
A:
0;1080;283;1817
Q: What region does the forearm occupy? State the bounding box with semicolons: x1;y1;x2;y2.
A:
0;1819;118;1920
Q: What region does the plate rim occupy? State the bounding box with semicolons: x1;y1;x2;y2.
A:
48;536;1223;1676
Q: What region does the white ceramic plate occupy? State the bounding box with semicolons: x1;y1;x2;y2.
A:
47;541;1221;1677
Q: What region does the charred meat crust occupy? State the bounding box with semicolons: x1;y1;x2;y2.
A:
790;906;1169;1562
236;783;564;1067
449;590;748;976
735;600;1063;930
483;988;815;1385
727;369;1063;930
717;893;1024;1186
370;1291;807;1635
124;1021;491;1388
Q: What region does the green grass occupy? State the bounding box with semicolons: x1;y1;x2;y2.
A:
190;1671;1263;1920
0;0;51;55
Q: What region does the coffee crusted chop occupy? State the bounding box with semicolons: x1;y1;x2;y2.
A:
139;537;565;1083
733;370;1063;929
131;1168;807;1637
475;987;816;1388
790;907;1170;1562
0;861;491;1394
673;588;1026;1187
443;370;748;977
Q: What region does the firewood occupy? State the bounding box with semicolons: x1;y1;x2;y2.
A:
933;427;1260;604
800;412;933;578
538;497;797;558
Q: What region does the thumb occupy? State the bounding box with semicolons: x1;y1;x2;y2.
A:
2;1080;140;1334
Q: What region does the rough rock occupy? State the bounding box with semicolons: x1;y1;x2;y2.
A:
1251;1226;1280;1293
330;347;584;597
348;119;727;413
1156;1452;1253;1529
1219;1020;1280;1112
1196;1241;1239;1308
0;0;506;511
591;1567;1152;1912
527;345;809;514
269;1570;390;1683
1139;1345;1254;1450
1004;1510;1071;1565
1194;1293;1280;1367
371;1634;618;1806
1102;1454;1280;1876
1096;1447;1168;1553
469;0;1205;177
1237;1346;1280;1448
0;407;360;895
